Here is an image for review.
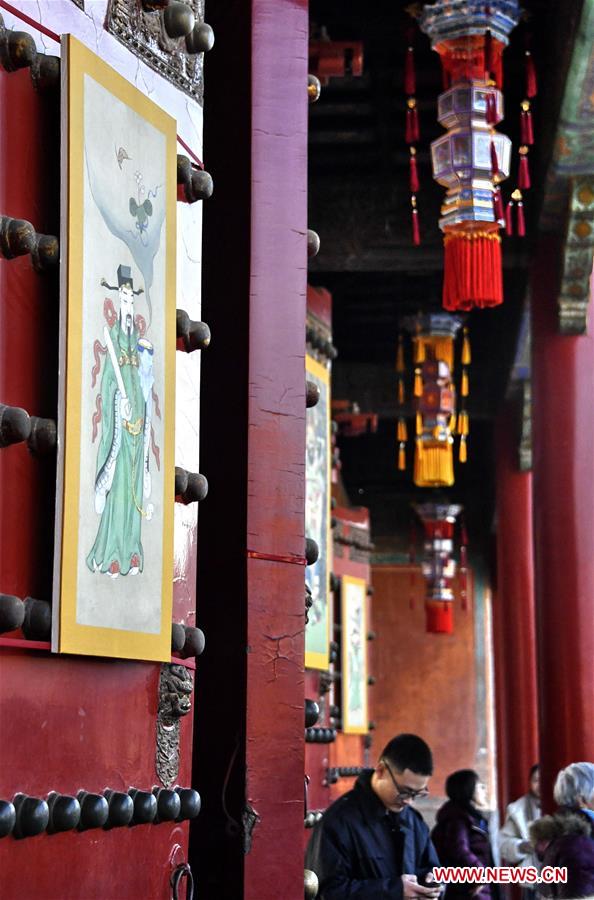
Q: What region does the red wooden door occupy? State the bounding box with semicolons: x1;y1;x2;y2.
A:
0;4;204;897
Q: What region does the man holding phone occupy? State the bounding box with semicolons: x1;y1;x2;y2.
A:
306;733;442;899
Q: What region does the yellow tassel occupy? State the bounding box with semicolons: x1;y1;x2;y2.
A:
398;442;406;471
398;377;405;406
413;338;426;364
396;336;405;373
448;414;457;432
462;327;471;366
461;368;469;397
416;412;423;436
459;435;467;463
397;417;408;442
414;368;423;397
414;439;454;487
457;410;469;436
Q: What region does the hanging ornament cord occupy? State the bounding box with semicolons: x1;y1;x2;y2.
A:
459;516;469;611
505;197;514;235
513;188;526;237
513;35;537;222
396;333;407;469
405;23;421;245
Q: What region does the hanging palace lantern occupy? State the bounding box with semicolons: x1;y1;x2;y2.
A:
397;313;471;487
413;502;467;635
418;1;521;311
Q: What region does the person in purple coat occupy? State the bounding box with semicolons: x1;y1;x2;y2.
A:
529;761;594;899
431;769;498;900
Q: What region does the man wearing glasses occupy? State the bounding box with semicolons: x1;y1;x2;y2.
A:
306;733;442;899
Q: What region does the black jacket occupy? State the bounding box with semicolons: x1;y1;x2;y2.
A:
305;769;440;899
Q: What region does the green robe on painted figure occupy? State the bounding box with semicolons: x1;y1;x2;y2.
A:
87;320;154;577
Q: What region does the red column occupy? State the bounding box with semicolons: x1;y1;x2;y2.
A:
531;236;594;813
192;1;308;897
494;405;539;809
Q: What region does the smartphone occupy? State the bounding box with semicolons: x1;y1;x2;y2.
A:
420;873;444;890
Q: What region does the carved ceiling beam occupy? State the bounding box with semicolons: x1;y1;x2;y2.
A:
539;0;594;334
558;178;594;334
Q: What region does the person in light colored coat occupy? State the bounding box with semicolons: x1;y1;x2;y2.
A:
499;765;541;867
498;765;541;900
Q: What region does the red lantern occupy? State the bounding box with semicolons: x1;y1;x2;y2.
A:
413;502;465;635
419;1;520;310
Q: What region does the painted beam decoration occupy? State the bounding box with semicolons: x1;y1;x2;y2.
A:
53;36;177;660
341;575;368;734
540;0;594;333
305;354;331;670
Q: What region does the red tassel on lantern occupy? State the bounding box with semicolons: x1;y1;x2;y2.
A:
443;231;503;310
505;200;514;235
490;141;500;179
486;93;497;125
518;152;531;190
405;45;416;95
520;107;534;145
526;110;534;145
525;49;537;98
409;148;419;193
516;198;526;237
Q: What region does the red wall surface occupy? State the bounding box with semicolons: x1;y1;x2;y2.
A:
371;565;484;807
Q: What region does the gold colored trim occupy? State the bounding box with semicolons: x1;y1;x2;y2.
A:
305;353;332;671
341;574;369;735
56;35;176;661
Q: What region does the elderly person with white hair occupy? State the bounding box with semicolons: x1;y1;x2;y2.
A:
529;762;594;899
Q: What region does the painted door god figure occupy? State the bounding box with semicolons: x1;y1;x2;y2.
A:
87;264;154;578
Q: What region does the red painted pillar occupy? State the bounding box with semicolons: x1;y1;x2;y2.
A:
494;405;539;809
244;1;308;896
531;236;594;813
192;1;308;897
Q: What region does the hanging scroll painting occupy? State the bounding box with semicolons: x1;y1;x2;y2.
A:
341;575;368;734
305;354;331;670
53;36;177;661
